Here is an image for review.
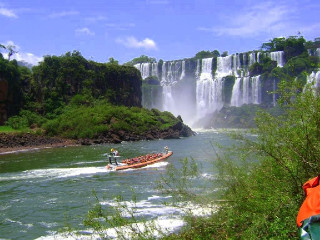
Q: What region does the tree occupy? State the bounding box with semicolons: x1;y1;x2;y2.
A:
6;44;18;61
126;55;156;65
261;36;307;60
194;50;220;59
107;57;119;65
221;51;228;57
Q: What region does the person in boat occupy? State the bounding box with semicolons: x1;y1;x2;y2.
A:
108;148;119;165
164;146;169;154
297;175;320;239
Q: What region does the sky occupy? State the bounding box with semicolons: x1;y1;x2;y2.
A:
0;0;319;65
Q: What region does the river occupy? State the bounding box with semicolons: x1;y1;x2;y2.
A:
0;129;237;239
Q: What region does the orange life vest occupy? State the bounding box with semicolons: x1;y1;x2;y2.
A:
297;175;320;227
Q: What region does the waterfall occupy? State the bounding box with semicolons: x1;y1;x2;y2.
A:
151;62;158;78
251;75;261;104
316;48;320;58
248;52;256;67
196;58;213;116
180;60;185;80
161;62;167;82
162;85;175;112
307;71;320;89
216;55;233;77
257;52;261;63
242;77;250;104
195;59;201;78
231;78;242;107
231;75;261;106
196;57;229;117
159;60;185;116
270;51;285;67
134;63;151;79
232;54;242;77
135;48;295;127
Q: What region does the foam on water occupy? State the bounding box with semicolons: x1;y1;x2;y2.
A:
0;167;109;182
73;160;106;165
4;218;34;229
36;218;185;240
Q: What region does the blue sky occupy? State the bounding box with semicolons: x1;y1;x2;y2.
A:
0;0;319;65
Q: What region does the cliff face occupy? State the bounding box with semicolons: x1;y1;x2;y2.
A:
32;53;142;109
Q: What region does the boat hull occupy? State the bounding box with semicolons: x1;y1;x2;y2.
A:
113;151;173;171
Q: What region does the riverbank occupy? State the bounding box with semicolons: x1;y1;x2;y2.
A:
0;133;78;154
0;122;194;154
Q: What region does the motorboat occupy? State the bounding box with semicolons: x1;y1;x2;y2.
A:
106;150;172;171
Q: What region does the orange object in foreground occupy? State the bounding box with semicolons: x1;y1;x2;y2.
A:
297;175;320;227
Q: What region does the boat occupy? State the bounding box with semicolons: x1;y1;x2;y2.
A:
106;150;173;171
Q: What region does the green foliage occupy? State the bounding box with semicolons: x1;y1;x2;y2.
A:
0;125;20;133
5;115;28;129
43;101;180;139
30;51;142;116
126;55;156;65
261;36;307;60
221;51;228;57
0;56;29;117
6;110;46;129
283;53;318;76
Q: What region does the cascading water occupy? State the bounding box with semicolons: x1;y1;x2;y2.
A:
195;59;201;78
161;61;167;82
180;60;185;80
230;78;242;107
249;52;256;67
151;62;158;78
196;57;232;118
196;58;214;117
231;75;261;107
134;63;152;79
162;85;175;113
307;71;320;89
269;51;285;67
251;75;261;104
160;60;185;116
216;55;233;77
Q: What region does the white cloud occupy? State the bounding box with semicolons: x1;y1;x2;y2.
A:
0;7;17;18
13;52;43;66
75;27;95;36
1;41;43;65
48;10;79;18
116;36;158;50
198;2;292;37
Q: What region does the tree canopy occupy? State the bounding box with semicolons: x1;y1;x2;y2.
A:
194;50;220;59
